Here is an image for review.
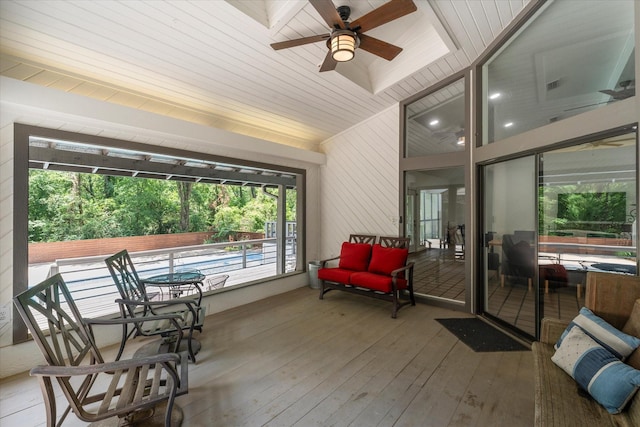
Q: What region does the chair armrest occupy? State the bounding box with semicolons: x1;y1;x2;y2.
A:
83;313;182;326
319;256;340;268
539;317;569;344
115;297;198;312
391;262;414;277
30;352;182;377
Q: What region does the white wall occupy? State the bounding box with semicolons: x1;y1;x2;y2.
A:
0;77;324;378
319;105;401;258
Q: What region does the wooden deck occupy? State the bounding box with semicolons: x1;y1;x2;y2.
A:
0;287;534;426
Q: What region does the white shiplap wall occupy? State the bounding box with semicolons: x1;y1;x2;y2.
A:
319;105;401;259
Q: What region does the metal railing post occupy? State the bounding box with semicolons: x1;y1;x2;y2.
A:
242;243;247;268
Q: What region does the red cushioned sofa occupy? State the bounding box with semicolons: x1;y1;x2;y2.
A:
318;235;415;318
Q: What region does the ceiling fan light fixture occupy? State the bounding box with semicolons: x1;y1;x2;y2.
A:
331;30;358;62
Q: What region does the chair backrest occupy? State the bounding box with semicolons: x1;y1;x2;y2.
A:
586;272;640;330
349;234;377;244
379;236;411;249
206;274;229;290
13;274;103;368
105;249;149;315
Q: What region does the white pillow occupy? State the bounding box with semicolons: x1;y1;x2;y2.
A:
552;326;640;414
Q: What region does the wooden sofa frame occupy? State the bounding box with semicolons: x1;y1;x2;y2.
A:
318;235;415;318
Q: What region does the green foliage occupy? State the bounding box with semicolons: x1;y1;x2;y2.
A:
28;169;296;243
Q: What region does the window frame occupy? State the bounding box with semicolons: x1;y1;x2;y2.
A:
13;123;306;344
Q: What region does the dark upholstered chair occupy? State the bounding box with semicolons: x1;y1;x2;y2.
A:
501;234;536;290
13;274;188;427
105;249;205;362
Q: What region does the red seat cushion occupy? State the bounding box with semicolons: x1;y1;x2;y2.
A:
350;272;408;293
318;267;355;284
338;242;372;272
367;244;409;276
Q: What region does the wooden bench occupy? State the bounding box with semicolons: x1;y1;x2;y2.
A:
318;235;415;318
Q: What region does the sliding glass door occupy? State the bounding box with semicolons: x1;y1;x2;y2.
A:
481;130;637;339
538;133;637;324
483;157;537;337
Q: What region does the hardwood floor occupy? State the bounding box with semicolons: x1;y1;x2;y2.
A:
0;287;534;427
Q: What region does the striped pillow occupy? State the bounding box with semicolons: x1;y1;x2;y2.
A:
552;326;640;414
556;307;640;360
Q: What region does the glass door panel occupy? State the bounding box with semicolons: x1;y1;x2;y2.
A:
483;156;537;337
406;168;465;303
539;133;637;324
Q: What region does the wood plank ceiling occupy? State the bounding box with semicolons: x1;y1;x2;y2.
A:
0;0;530;152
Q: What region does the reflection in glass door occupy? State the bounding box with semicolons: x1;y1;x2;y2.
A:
538;133;637;326
483;157;537;337
406;168;465;303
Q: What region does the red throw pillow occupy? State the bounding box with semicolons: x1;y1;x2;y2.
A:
368;244;408;276
338;242;372;271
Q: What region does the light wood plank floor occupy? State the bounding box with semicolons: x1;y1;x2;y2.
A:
0;287;534;426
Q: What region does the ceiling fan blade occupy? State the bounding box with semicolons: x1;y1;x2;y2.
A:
358;34;402;61
598;89;619;97
309;0;345;29
271;34;329;50
350;0;417;33
599;88;635;100
319;50;337;72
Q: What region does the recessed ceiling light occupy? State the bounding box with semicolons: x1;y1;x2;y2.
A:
489;92;501;100
504;122;514;128
429;119;439;126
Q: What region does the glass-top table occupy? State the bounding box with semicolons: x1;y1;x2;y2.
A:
142;271;206;306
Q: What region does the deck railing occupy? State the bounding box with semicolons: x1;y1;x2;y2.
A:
30;237;297;323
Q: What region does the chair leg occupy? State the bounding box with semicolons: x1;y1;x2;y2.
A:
115;323;129;361
38;376;57;427
391;291;398;319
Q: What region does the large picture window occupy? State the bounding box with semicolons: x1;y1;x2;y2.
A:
14;124;305;342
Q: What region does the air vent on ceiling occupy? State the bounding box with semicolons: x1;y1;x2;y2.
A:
546;79;560;91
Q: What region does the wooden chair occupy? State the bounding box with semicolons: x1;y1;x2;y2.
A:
349;234;377;244
13;274;188;427
105;249;205;362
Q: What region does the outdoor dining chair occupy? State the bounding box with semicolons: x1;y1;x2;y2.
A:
13;273;189;427
105;249;205;362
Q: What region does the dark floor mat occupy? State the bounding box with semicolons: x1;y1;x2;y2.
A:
436;317;529;352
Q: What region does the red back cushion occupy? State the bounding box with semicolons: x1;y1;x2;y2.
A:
338;242;372;271
368;244;409;276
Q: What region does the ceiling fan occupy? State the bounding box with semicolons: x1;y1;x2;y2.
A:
270;0;417;72
565;80;636;112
